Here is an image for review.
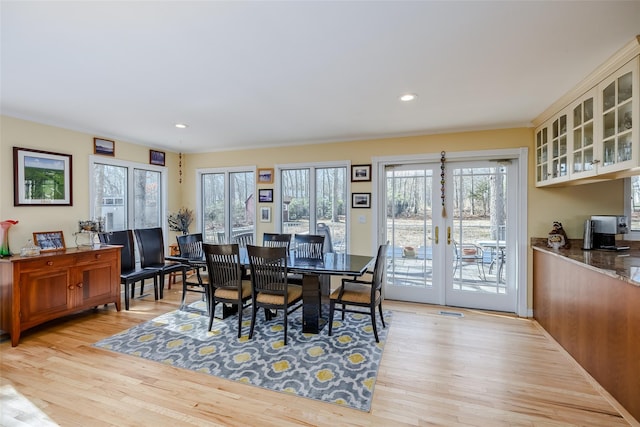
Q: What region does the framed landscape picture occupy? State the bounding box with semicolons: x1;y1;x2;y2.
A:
258;189;273;203
260;207;271;222
93;138;115;156
352;192;371;208
13;147;73;206
150;149;166;166
257;168;274;184
351;164;371;182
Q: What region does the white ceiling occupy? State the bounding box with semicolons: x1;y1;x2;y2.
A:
2;1;639;154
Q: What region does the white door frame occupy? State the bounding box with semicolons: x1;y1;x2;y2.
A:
372;148;529;317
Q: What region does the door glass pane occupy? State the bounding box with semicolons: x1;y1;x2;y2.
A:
282;169;310;236
202;173;225;243
385;167;433;289
315;167;347;253
618;72;632;103
229;171;254;246
92;163;127;231
133;169;161;229
451;166;507;293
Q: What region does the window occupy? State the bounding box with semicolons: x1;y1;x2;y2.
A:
90;157;166;232
198;168;255;245
279;163;348;253
625;176;640;238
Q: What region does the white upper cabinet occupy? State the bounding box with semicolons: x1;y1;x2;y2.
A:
596;58;638;174
535;54;639;187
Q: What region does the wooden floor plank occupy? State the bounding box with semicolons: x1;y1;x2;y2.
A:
1;287;636;426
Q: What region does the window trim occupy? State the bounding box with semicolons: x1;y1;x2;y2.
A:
624;177;640;240
275;160;350;252
89;155;168;234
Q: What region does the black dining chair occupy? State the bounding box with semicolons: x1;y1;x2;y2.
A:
203;243;252;337
263;233;292;252
176;233;209;311
329;243;388;342
99;230;160;310
294;234;325;259
247;245;302;345
134;227;185;299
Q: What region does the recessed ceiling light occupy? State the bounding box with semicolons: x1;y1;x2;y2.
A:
175;123;188;129
399;93;417;102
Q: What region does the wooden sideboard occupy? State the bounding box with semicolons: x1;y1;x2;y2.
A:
533;248;640;422
0;246;121;347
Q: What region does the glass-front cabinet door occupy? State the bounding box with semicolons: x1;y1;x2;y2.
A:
596;58;638;174
535;126;549;184
551;112;569;181
570;88;597;179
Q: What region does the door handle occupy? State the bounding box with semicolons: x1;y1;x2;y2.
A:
435;226;439;244
447;227;451;245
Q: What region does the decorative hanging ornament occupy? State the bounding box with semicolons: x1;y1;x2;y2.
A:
179;152;183;184
440;151;447;218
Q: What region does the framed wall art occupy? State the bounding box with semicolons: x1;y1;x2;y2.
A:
150;149;166;166
258;188;273;203
33;230;66;252
351;164;371;182
13;147;73;206
260;207;271;222
352;192;371;208
93;138;115;156
257;168;274;184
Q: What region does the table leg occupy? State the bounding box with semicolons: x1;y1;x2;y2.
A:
302;274;327;333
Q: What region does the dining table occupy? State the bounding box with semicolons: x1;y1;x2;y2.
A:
167;249;375;334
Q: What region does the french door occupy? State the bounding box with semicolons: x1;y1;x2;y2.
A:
383;158;518;313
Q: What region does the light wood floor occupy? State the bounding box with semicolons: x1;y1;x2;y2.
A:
1;284;637;427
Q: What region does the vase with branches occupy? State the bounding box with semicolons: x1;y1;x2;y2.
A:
168;207;194;235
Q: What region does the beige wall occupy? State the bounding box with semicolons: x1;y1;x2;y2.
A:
0;116;182;250
1;115;626;310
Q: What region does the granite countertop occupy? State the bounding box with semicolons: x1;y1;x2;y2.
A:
531;238;640;287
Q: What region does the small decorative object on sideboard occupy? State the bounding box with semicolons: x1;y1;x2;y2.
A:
74;218;104;247
0;219;19;257
20;239;40;257
547;221;570;249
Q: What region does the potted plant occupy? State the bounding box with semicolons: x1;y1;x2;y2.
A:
168;207;194;235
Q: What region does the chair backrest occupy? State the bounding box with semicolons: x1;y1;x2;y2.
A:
371;243;389;295
263;233;291;253
176;233;204;260
203;243;243;293
99;230;136;273
134;227;166;268
247;245;288;296
294;234;324;259
232;231;254;248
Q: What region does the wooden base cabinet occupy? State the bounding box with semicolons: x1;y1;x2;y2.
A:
533;249;640;422
0;246;121;347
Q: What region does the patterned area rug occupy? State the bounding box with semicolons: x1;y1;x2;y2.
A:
94;301;392;412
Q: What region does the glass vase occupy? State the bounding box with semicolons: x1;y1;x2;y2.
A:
0;220;19;257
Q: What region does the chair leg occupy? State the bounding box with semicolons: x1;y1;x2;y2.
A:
378;302;386;328
341;304;346;320
153;276;159;301
370;305;380;343
237;303;243;339
283;309;288;346
180;271;188;310
123;282;130;310
159;273;165;299
249;305;257;339
208;301;216;331
328;300;335;336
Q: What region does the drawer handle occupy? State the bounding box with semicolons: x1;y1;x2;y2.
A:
95;254;101;259
47;261;53;266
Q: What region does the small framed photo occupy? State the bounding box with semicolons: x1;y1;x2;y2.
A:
257;168;274;184
150;149;165;166
351;164;371;182
94;138;115;156
259;188;273;203
260;207;271;222
352;192;371;208
14;147;73;206
33;230;66;252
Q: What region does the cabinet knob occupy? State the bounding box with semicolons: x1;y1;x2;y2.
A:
68;284;75;290
95;254;101;259
77;283;83;288
47;261;53;266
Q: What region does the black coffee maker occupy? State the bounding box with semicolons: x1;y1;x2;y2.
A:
590;215;629;250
